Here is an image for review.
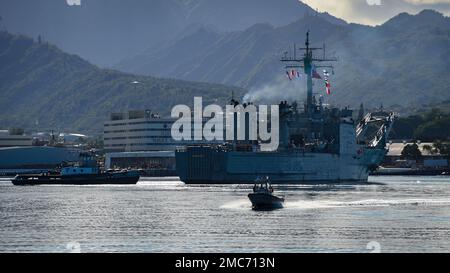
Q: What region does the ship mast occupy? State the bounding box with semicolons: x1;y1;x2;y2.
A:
281;31;337;113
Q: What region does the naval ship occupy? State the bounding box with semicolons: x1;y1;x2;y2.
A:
176;32;395;184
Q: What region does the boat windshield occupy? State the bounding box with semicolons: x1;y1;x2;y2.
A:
253;182;274;193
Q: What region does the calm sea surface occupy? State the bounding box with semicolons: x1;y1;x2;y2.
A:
1;176;450;253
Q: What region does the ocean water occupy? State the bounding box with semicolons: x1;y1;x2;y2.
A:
1;176;450;253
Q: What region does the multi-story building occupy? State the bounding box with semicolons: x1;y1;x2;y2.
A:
103;110;215;175
0;129;32;147
103;110;207;152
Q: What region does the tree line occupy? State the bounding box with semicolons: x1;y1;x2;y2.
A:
390;108;450;142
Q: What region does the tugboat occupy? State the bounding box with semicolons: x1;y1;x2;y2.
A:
248;177;285;210
11;152;140;185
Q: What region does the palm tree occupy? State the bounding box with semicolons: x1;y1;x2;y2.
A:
401;143;422;160
434;141;450;159
422;144;433;155
423;144;440;155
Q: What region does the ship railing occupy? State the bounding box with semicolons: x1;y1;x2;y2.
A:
369;124;388;148
175;146;187;152
357;111;395;141
356;113;372;137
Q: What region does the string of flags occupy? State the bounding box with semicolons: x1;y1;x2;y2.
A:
286;69;301;80
324;70;331;95
312;65;322;79
285;67;333;95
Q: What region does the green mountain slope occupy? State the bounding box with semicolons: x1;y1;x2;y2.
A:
0;31;246;133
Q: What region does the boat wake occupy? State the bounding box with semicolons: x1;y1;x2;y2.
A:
285;198;450;209
220;199;252;210
221;198;450;210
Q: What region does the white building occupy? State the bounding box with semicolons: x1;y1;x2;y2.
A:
0;129;32;147
103;110;207;152
58;133;89;145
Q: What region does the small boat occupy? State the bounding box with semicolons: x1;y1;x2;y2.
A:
248;177;285;210
11;152;140;186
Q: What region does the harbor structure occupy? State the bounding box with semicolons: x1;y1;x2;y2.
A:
103;110;219;174
372;141;449;175
0;146;81;175
0;129;32;147
103;110;212;152
105;151;175;176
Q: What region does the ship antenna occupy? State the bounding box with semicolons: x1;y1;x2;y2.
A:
293;43;296;60
281;31;337;113
306;31;310;54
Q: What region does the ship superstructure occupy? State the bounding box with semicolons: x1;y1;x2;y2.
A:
175;32;395;184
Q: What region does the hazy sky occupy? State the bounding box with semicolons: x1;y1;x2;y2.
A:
63;0;449;26
302;0;450;25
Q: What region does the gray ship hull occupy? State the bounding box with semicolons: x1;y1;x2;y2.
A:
176;147;387;184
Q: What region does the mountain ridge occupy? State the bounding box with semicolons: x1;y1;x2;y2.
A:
0;0;345;67
0;31;246;133
116;9;450;109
